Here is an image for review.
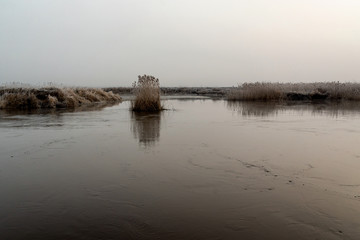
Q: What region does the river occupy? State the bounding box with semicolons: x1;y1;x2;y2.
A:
1;98;360;240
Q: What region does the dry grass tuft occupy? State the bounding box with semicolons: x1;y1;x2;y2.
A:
131;75;163;112
0;87;121;109
227;82;360;101
228;82;283;101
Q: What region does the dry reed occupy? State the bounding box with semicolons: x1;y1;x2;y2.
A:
131;75;163;112
0;87;121;109
227;82;360;101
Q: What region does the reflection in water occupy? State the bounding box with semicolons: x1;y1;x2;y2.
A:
227;101;360;117
227;101;280;117
0;102;119;116
131;112;162;147
0;102;119;128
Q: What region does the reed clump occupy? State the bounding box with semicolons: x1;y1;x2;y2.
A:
227;82;360;101
131;75;163;112
0;87;121;109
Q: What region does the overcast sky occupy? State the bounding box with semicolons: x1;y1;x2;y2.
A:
1;0;360;87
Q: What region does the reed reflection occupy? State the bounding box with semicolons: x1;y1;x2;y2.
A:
227;101;280;117
0;102;118;115
0;102;119;129
227;101;360;117
130;112;161;147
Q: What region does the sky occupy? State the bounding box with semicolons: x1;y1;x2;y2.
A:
1;0;360;87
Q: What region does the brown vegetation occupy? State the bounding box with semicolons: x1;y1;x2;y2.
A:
131;75;163;112
0;87;121;109
227;82;360;101
103;87;231;97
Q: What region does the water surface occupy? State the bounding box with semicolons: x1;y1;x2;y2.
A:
1;99;360;240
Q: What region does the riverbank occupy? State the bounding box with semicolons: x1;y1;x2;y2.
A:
103;87;233;98
227;82;360;101
0;87;121;109
105;82;360;102
3;82;360;110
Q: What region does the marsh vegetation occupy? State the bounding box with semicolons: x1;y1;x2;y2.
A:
0;87;121;109
131;75;163;112
227;82;360;101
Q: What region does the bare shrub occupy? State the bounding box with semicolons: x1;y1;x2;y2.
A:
131;75;163;112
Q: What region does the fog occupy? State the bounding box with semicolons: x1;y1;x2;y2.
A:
1;0;360;87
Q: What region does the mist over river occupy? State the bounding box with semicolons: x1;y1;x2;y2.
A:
1;98;360;240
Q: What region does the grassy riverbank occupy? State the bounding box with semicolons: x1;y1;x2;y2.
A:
3;82;360;110
0;87;121;109
103;87;232;97
227;82;360;101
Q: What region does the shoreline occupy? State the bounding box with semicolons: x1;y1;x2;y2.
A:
0;87;121;110
3;82;360;110
103;87;233;98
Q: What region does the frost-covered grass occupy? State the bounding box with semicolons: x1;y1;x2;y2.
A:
131;75;163;112
0;86;121;109
227;82;360;101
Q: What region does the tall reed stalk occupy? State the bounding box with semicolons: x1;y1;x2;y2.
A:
131;75;163;112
